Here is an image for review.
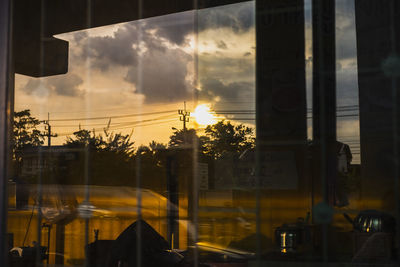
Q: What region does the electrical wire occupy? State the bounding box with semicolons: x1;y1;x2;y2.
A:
22;203;36;247
46;110;176;122
50;114;176;128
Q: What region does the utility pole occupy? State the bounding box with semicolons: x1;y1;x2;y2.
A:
178;101;190;131
43;113;57;146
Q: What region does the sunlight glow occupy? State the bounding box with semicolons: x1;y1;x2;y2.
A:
192;104;216;126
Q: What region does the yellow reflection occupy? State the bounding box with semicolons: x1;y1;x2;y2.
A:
192;104;216;126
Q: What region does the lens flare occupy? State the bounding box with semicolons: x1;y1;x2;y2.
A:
192;104;216;126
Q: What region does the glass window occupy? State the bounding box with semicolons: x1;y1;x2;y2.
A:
2;0;400;266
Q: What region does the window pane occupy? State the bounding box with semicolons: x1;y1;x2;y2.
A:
5;0;400;266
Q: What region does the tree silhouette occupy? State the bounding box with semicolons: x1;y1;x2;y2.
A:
204;120;254;159
64;129;135;185
149;141;167;151
13;110;44;153
103;130;134;156
65;129;104;150
133;141;168;193
168;128;209;154
65;129;134;156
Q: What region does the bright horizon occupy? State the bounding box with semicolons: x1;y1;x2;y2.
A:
14;0;360;162
14;2;256;148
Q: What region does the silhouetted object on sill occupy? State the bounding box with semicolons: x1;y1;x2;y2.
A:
87;240;115;267
109;219;183;267
344;210;396;262
9;245;47;267
352;232;394;263
335;141;353;207
344;210;396;233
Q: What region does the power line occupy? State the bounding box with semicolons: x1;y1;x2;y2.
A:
218;114;360;121
56;118;177;137
54;115;176;135
36;102;177;115
46;110;175;122
40;104;361;123
50;114;176;128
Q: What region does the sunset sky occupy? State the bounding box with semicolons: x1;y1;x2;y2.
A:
14;0;360;162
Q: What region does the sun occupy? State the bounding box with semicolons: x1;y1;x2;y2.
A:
192;104;216;126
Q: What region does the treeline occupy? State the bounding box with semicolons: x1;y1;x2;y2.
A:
12;110;255;194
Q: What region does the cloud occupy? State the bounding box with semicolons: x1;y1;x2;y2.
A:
124;47;192;103
198;77;255;124
303;0;356;61
198;2;255;33
22;73;83;97
140;1;255;46
336;67;359;107
216;40;228;49
83;23;141;71
73;31;88;44
200;78;249;99
46;74;84;97
56;1;255;105
146;11;194;46
336;0;357;60
67;17;196;104
199;55;255;83
336;23;357;60
22;79;50;99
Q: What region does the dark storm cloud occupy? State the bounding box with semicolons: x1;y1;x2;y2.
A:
303;0;356;61
198;1;255;33
199;55;255;82
124;47;192;103
74;21;170;71
336;0;357;60
84;23;141;71
22;79;42;95
199;77;255;123
200;77;253;102
144;1;255;46
71;18;194;103
336;0;355;16
337;23;357;60
46;74;83;97
22;73;83;97
64;1;255;104
336;67;359;107
146;11;194;46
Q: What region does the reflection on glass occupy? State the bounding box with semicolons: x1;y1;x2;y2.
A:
9;2;257;266
6;0;400;266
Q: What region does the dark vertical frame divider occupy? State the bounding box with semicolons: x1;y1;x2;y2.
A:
0;0;12;265
312;0;336;262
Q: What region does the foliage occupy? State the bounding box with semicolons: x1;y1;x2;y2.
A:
169;128;197;148
13;113;255;190
103;130;135;156
65;129;134;156
134;141;169;192
65;129;104;150
13;110;45;163
168;128;210;154
204;120;254;159
149;141;167;151
13;110;44;150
